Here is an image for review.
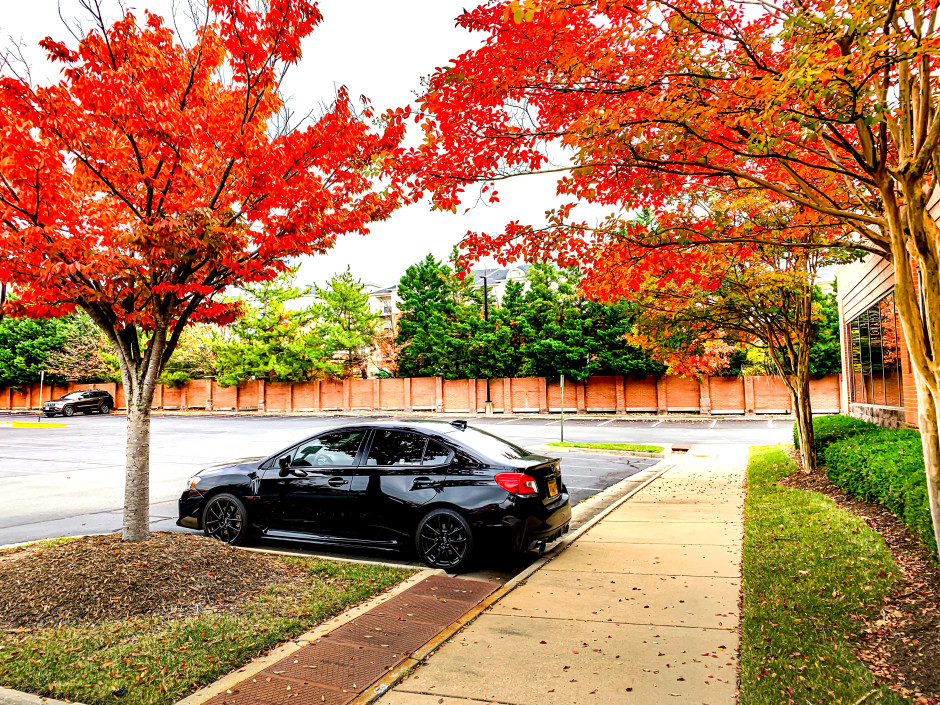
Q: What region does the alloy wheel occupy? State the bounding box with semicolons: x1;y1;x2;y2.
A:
419;512;469;569
62;405;74;417
204;497;245;544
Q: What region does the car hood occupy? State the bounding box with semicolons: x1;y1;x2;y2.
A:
196;457;265;476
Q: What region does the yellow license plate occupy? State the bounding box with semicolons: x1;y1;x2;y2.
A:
547;478;558;497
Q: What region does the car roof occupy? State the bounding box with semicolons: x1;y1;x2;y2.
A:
339;419;464;435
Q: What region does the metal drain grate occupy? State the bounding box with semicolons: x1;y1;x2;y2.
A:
263;643;406;691
202;575;498;705
203;674;355;705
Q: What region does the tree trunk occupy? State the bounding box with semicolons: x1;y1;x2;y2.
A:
914;372;940;551
792;373;817;473
123;385;153;541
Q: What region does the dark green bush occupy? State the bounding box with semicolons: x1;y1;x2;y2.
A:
793;414;877;453
823;426;935;554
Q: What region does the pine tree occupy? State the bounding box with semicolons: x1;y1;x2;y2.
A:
316;269;380;379
396;254;460;377
214;269;336;387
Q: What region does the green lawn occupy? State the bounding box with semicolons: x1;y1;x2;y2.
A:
0;557;413;705
546;441;664;453
740;446;906;705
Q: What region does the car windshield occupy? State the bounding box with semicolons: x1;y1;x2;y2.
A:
459;428;535;461
58;392;84;400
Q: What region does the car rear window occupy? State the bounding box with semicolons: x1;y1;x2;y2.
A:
459;428;534;461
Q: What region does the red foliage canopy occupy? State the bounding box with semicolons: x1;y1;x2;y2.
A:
0;0;405;344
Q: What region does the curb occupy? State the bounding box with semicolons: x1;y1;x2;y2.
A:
0;688;84;705
537;443;672;459
351;460;676;704
174;568;436;705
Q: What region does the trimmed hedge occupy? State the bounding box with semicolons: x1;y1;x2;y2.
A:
793;413;876;453
821;423;936;554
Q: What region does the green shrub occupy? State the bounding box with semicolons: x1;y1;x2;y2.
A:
823;427;936;554
793;414;876;452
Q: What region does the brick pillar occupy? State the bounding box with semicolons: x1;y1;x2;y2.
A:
744;376;756;415
468;379;476;413
372;379;380;410
206;379;214;411
313;380;321;411
615;376;626;415
656;376;667;415
287;383;294;413
538;377;548;414
404;377;412;412
26;384;32;410
7;386;12;410
435;376;444;413
234;383;239;412
576;380;586;414
180;382;189;412
503;378;513;414
343;379;351;411
699;377;711;415
257;379;266;412
157;384;165;410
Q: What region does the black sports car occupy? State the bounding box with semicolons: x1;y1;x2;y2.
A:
177;420;571;570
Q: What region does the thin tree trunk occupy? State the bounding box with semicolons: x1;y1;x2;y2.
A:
914;372;940;550
793;373;817;472
123;386;153;541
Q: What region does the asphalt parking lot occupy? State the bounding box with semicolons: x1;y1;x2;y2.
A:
0;412;792;547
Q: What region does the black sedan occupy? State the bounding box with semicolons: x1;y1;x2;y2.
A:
43;389;114;417
177;420;571;570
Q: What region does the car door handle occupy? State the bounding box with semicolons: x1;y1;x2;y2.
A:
328;477;348;487
412;476;433;488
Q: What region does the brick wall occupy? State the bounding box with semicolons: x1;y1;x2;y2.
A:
1;374;841;415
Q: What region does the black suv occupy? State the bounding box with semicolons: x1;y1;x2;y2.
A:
43;389;115;417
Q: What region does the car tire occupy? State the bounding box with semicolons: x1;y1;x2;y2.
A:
415;507;474;572
203;493;250;546
99;402;111;415
62;405;74;417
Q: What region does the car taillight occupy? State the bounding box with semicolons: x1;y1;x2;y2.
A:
495;473;538;495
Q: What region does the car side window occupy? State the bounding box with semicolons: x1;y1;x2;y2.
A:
423;439;451;466
365;430;427;467
291;430;365;468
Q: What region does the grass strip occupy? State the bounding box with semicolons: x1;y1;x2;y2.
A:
0;536;79;558
546;441;664;453
740;445;906;705
0;557;413;705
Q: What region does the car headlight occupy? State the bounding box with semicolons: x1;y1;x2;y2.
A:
187;476;201;489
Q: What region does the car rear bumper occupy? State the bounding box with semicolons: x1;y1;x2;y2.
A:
477;493;572;552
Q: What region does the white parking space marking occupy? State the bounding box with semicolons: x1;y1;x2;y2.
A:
651;419;663;427
568;486;605;491
596;419;614;426
710;419;718;428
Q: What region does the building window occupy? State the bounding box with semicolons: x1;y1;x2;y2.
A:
847;290;903;408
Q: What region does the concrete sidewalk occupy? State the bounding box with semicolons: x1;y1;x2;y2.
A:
374;444;747;705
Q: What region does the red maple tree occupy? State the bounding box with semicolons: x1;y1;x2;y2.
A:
402;0;940;547
0;0;406;540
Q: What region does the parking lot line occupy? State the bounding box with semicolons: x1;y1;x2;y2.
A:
568;486;605;491
651;419;663;427
596;419;614;426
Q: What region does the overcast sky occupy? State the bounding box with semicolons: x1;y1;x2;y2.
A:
2;0;566;289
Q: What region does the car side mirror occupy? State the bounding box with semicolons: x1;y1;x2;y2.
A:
278;454;291;476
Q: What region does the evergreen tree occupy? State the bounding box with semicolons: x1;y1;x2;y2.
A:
214;269;336;387
0;315;70;386
396;254;460;377
315;268;380;379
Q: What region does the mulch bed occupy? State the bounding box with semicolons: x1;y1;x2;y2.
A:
0;532;303;629
782;449;940;705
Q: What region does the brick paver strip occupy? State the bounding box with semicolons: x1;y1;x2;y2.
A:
202;575;498;705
